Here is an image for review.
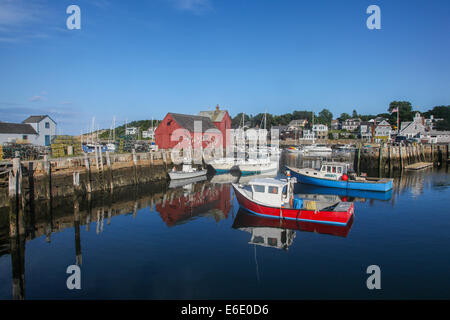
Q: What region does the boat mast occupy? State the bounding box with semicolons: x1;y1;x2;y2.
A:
312;112;315;144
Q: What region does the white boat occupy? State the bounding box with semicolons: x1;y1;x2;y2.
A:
169;162;207;180
302;144;332;153
238;158;279;175
209;157;243;173
106;143;116;152
169;175;207;188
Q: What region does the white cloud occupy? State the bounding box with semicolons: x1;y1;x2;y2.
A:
29;95;45;102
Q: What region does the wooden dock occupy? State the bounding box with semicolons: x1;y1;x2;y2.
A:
405;162;433;170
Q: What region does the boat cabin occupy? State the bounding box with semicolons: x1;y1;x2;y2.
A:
247;178;290;207
319;162;350;175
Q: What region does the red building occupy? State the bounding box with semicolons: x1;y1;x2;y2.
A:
199;105;231;149
155;113;222;150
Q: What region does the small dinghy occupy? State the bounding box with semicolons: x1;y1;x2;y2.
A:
232;174;354;226
169;161;207;180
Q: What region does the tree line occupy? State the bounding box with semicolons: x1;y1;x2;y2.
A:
231;102;450;131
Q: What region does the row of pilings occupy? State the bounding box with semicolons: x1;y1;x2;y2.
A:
355;143;449;175
2;149;177;206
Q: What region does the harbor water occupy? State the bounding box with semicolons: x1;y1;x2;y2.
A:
0;151;449;299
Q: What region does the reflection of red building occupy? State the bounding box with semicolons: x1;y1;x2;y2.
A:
157;184;231;227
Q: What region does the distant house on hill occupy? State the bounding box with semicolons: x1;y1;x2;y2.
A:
125;127;138;135
198;105;231;148
312;124;328;140
288;119;308;130
142;128;155;139
331;119;341;130
22;115;56;146
155;113;222;149
359;121;373;141
341;118;361;131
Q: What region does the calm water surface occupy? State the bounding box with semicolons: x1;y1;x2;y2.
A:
0;152;449;299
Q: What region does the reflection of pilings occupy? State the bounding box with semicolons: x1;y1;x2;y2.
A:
25;161;36;239
9;159;25;299
10;233;25;300
73;196;82;266
86;193;92;232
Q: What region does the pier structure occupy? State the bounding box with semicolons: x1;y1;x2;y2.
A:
0;150;178;205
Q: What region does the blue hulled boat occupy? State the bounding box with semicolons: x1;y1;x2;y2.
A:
286;163;393;192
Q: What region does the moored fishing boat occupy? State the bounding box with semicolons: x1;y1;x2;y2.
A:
287;162;393;192
232;176;354;226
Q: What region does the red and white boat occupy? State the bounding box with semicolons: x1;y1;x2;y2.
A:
232;176;354;226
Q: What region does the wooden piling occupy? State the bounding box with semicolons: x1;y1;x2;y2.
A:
106;151;114;192
378;145;383;177
400;144;404;169
84;153;92;193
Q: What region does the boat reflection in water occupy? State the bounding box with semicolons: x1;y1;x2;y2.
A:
232;208;354;251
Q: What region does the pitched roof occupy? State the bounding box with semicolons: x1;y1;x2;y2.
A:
288;119;307;126
198;110;228;122
169;113;220;133
22;115;56;124
0;122;38;134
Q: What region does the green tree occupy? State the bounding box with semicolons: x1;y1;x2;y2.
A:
352;110;358;118
317;109;333;126
339;113;351;121
388;101;414;126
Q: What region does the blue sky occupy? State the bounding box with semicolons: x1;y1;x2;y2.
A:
1;0;449;134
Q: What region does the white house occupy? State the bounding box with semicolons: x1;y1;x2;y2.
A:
400;112;425;138
420;131;450;143
125;127;138;135
341;118;361;131
301;129;314;140
142;128;155;139
359;122;373;141
22;115;57;146
0;122;38;145
374;120;392;142
312;124;328;140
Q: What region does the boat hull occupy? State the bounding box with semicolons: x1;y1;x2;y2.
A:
239;161;278;175
287;166;393;192
169;170;207;180
232;184;353;226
